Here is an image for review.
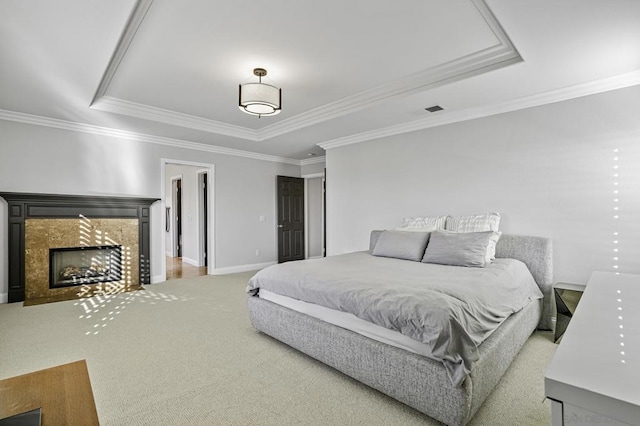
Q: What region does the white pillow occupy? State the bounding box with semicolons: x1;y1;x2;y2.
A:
394;226;436;233
401;216;447;231
445;212;501;262
445;212;500;232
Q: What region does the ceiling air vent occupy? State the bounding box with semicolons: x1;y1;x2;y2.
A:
424;105;444;113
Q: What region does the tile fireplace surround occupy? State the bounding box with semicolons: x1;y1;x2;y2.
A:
25;218;138;305
0;193;158;305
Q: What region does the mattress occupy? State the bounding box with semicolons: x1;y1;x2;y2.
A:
260;289;436;358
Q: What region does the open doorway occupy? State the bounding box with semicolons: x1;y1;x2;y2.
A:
162;160;214;281
198;171;208;268
171;177;182;258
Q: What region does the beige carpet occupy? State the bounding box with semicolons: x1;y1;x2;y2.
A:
0;273;557;425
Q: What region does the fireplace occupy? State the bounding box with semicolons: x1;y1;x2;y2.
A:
0;192;159;304
49;245;123;288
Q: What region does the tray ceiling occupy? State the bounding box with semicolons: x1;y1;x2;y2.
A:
1;0;640;161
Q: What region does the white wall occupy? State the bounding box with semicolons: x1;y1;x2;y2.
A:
302;159;325;259
306;177;324;258
301;159;325;176
326;85;640;285
164;165;179;257
0;120;300;300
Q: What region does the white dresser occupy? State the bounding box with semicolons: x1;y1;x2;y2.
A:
545;271;640;425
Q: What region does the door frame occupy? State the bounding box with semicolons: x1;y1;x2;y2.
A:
160;158;215;281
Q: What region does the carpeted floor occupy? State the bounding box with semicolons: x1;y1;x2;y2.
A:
0;273;557;425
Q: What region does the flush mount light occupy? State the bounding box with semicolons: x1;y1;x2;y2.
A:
239;68;281;117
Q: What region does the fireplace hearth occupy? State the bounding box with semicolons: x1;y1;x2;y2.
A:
0;192;159;304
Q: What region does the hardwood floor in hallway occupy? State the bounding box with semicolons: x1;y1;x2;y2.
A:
166;257;207;280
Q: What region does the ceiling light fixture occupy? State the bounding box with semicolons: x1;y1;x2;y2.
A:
239;68;281;117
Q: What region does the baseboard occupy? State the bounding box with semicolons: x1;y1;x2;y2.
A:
0;292;7;304
181;257;199;267
212;261;276;275
307;255;324;260
150;274;165;284
165;251;172;257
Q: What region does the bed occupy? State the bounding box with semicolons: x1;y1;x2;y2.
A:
247;231;553;425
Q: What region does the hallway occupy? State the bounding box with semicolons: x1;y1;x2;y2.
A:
166;257;207;280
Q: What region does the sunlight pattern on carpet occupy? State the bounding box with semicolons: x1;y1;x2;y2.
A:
74;288;191;335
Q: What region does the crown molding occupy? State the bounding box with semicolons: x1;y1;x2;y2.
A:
318;70;640;151
299;156;326;166
0;109;301;165
89;0;521;142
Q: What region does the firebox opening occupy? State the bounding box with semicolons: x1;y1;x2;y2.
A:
49;245;123;288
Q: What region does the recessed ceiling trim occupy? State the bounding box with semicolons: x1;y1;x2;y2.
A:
92;96;258;140
93;40;520;142
259;0;520;140
90;0;154;106
0;109;301;165
90;0;521;142
472;0;518;55
318;70;640;151
259;43;520;141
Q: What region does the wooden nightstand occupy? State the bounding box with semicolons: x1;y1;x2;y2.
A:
553;281;585;343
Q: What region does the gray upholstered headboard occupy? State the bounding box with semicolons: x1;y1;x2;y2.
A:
369;230;555;330
495;234;554;330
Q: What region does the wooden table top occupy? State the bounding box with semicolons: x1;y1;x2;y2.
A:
0;360;99;425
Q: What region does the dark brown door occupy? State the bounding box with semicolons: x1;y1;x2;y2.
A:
277;176;305;263
323;168;326;257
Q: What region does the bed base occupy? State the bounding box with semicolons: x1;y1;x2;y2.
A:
247;296;541;425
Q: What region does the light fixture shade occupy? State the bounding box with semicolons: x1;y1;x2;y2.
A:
239;82;281;116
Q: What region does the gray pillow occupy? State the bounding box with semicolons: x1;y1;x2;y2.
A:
371;230;430;261
369;230;384;251
422;230;494;267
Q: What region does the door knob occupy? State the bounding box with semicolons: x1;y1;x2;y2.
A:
277;224;284;228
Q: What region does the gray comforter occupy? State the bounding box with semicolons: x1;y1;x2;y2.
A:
247;251;543;386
